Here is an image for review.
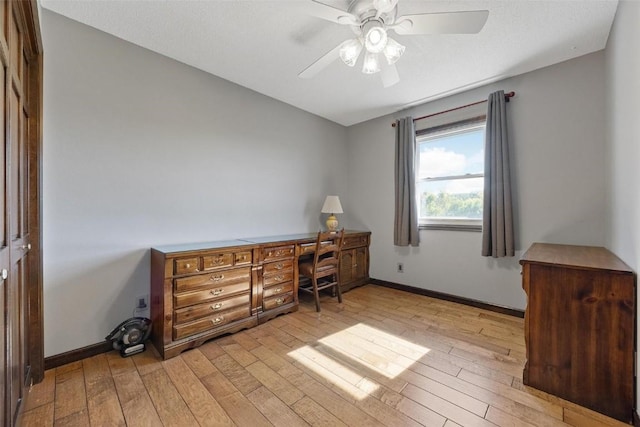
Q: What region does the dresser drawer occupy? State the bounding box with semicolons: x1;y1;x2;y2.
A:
173;305;251;340
263;282;293;299
263;245;294;261
174;280;250;309
234;251;252;266
174;267;251;292
263;259;293;275
202;253;233;270
174;292;250;324
263;271;293;287
263;292;294;311
300;240;337;255
175;257;200;275
299;243;315;255
343;234;369;249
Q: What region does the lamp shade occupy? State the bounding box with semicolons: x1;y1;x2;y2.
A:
321;196;343;214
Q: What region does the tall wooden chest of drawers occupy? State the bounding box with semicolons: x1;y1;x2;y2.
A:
520;243;636;423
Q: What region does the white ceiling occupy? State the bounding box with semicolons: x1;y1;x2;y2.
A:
40;0;618;126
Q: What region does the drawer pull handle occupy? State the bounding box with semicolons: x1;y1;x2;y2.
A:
211;289;224;296
274;275;284;282
185;263;191;268
211;302;223;310
275;263;284;270
211;316;224;325
213;257;225;265
275;287;282;293
210;274;225;282
275;297;284;305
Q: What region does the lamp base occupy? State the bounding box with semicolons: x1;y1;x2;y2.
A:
326;215;339;232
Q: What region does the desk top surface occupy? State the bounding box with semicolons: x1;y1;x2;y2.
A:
520;242;633;273
241;232;318;244
152;230;369;254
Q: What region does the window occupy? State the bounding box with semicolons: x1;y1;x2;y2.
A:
416;119;486;230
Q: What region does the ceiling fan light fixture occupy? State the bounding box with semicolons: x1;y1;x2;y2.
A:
363;23;388;53
383;37;405;65
362;51;381;74
373;0;398;14
339;38;363;67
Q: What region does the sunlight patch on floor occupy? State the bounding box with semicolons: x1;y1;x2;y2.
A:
288;344;378;400
318;323;431;379
347;323;432;358
288;323;431;399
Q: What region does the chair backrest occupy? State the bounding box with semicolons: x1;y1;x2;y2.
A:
311;229;344;279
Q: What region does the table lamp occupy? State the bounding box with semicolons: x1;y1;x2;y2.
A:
321;195;343;231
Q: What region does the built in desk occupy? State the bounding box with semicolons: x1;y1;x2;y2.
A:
150;230;370;359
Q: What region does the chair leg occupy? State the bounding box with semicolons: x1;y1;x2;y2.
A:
335;274;343;304
312;278;321;312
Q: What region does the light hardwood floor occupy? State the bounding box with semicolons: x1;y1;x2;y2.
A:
19;284;631;427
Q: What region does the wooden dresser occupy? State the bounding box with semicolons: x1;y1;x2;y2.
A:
151;230;370;359
520;243;636;423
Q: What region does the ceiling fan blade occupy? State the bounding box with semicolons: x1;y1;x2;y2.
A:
298;43;343;79
392;10;489;35
303;0;359;25
380;62;400;88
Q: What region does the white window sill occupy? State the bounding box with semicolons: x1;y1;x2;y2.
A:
419;219;482;232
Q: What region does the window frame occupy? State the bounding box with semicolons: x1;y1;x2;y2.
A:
415;117;487;232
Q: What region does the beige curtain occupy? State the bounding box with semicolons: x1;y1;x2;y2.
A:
394;117;419;246
482;90;514;257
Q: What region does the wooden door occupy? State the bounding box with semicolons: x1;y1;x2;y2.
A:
8;4;30;421
0;1;42;425
0;3;7;423
340;250;354;285
354;247;367;282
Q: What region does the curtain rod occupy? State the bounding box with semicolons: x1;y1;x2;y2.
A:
391;91;516;128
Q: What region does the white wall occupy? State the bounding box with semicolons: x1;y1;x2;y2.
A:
604;0;640;412
41;10;350;357
42;6;612;357
347;52;607;310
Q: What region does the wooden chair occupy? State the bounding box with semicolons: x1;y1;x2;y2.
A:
298;229;344;312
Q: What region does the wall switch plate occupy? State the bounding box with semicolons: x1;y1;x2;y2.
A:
397;262;404;273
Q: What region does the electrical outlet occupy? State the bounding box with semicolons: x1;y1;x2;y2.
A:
133;294;150;318
136;294;149;309
397;262;404;273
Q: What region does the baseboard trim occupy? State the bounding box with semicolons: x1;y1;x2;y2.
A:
370;278;525;318
44;341;112;370
633;410;639;427
44;280;524;369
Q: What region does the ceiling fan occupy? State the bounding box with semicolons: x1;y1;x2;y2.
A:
299;0;489;87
